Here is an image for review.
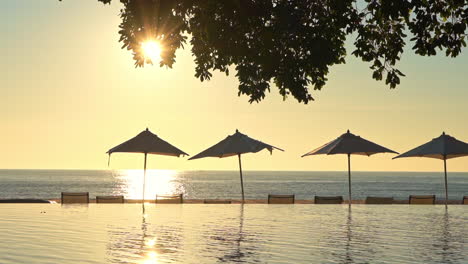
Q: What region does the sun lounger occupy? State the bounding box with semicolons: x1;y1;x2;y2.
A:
96;195;124;203
203;199;232;204
409;195;436;204
314;196;343;204
155;194;183;204
268;194;295;204
365;196;393;204
61;192;89;204
463;196;468;205
0;199;50;203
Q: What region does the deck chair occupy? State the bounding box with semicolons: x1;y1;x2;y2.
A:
409;195;436;204
96;195;124;203
462;196;468;205
268;194;295;204
155;194;183;204
61;192;89;204
314;196;343;204
203;199;232;204
365;196;393;204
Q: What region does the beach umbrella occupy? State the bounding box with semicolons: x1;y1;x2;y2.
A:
301;130;398;205
393;132;468;205
107;128;188;200
189;129;284;202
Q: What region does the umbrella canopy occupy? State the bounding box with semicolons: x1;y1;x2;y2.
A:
302;130;397;157
189;129;283;159
107;128;188;201
393;132;468;160
107;128;188;157
393;132;468;205
189;129;284;202
302;130;398;205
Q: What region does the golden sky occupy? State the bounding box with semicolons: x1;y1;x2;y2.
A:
1;1;468;172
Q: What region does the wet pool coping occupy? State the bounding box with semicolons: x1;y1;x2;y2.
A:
4;199;463;204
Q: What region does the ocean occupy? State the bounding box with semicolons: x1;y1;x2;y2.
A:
1;169;467;200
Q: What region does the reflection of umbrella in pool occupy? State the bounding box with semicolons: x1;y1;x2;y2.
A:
189;129;283;202
344;207;353;264
302;130;397;205
439;209;452;263
106;210;182;263
107;128;188;201
393;132;468;206
215;204;247;262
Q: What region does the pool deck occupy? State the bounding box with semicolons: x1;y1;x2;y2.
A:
44;199;466;204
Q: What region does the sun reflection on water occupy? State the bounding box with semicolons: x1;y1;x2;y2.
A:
115;169;183;199
145;238;156;247
141;251;159;264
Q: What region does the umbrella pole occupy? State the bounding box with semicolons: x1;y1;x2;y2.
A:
143;152;147;202
444;157;448;207
238;154;245;203
347;153;352;206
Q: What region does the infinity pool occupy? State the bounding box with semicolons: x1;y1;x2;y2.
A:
0;204;466;264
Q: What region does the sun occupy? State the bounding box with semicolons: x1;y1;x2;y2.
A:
141;41;162;63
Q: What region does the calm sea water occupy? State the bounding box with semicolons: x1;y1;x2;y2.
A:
0;204;466;264
0;170;467;200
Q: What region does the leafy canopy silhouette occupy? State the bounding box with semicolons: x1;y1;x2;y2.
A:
72;0;467;103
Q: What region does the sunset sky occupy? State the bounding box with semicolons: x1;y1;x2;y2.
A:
2;1;468;172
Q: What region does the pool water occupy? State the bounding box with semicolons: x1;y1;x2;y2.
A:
0;204;466;264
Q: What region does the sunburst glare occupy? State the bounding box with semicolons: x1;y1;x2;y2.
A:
116;169;181;199
141;41;162;63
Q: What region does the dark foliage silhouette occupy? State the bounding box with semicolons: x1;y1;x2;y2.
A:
63;0;468;103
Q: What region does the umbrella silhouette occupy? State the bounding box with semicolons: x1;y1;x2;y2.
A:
393;132;468;206
189;129;283;202
107;128;188;201
302;130;397;205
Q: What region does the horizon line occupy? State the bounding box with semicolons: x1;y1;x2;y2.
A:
0;168;467;173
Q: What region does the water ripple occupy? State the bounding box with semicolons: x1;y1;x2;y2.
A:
0;204;466;263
